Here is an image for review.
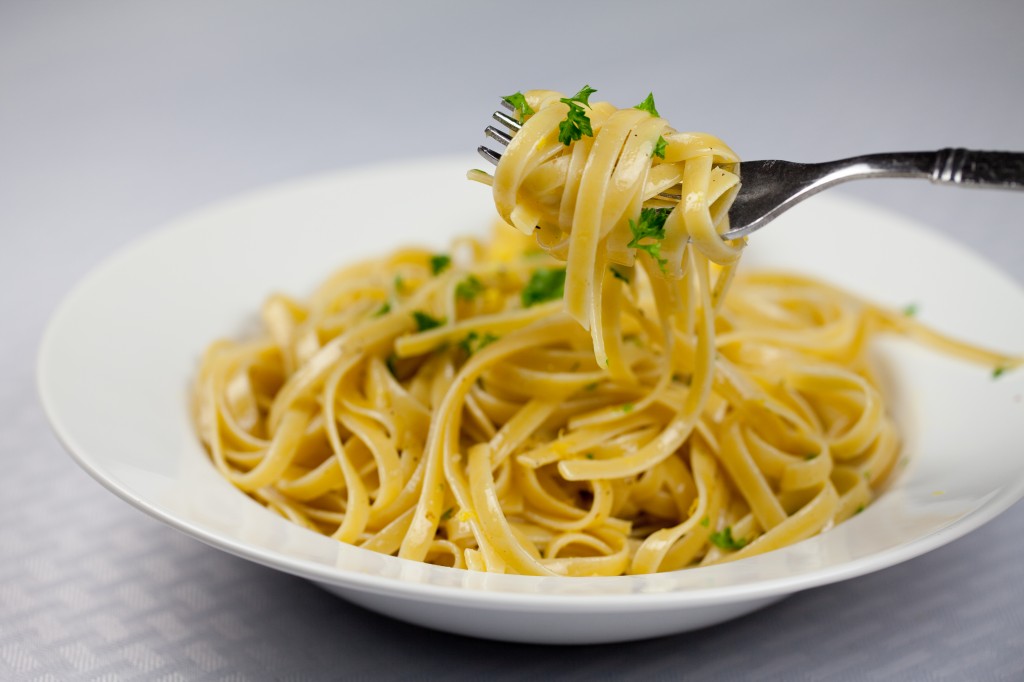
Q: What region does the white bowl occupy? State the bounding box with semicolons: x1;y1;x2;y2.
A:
38;157;1024;644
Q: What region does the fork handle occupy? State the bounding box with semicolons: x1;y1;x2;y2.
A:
929;148;1024;189
849;148;1024;189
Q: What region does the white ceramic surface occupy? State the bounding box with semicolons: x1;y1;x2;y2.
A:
38;157;1024;645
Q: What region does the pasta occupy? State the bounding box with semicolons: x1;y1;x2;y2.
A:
194;88;1021;576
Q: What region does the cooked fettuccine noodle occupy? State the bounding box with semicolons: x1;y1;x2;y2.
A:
194;89;1021;576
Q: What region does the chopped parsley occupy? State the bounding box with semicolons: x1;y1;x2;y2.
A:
458;330;498;355
521;267;566;307
373;302;391;317
585;453;595;460
709;527;748;551
385;353;399;377
855;504;865;515
700;516;710;528
502;91;534;123
902;302;919;317
633;92;660;117
394;274;405;292
993;366;1007;379
557;85;597;146
455;274;485;301
610;265;631;284
583;382;599;391
440;507;455;522
621;402;634;413
627;207;670;270
430;254;451;275
653;135;667;159
805;452;819;461
412;310;445;331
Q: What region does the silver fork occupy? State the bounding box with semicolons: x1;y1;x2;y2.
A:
479;101;1024;239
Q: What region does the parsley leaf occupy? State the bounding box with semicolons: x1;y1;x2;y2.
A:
455;275;485;301
633;92;660;117
567;84;597;106
709;527;748;551
373;302;391;317
585;453;595;460
557;85;597;146
412;310;445;331
430;254;451;275
521;267;567;307
699;516;710;528
610;266;631;284
993;366;1007;379
502;92;534;123
653;135;667;159
903;302;919;317
621;403;634;413
440;507;455;522
627;207;670;270
458;330;498;356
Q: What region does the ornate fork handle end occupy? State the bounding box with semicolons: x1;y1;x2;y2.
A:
931;148;1024;189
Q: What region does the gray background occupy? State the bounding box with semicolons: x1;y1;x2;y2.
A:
3;1;1023;679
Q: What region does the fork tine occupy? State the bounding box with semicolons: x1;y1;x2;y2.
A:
492;110;522;133
500;99;515;112
478;146;502;166
485;126;513;147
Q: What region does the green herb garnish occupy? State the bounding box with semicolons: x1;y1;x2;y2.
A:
653;135;667;159
521;267;567;307
805;453;819;461
430;254;451;275
373;302;391;317
455;275;485;301
621;403;635;413
903;302;919;317
458;330;498;356
585;453;595;460
440;507;455;522
502;92;534;123
700;516;710;528
412;310;445;332
633;92;660;117
627;207;669;270
610;266;631;284
709;527;748;551
993;366;1007;379
557;85;597;146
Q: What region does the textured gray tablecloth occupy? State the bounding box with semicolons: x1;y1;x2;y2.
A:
4;2;1024;679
